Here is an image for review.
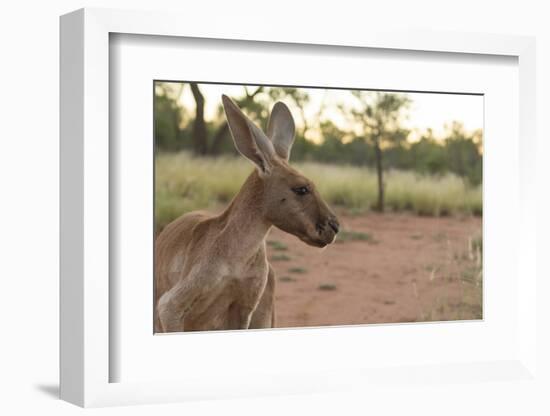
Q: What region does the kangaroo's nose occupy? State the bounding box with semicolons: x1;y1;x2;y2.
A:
328;218;339;234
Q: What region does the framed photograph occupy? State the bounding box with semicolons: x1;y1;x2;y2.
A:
60;8;537;407
152;81;483;334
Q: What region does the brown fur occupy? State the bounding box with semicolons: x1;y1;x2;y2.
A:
155;96;339;332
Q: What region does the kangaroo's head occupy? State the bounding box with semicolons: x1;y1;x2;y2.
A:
222;94;339;248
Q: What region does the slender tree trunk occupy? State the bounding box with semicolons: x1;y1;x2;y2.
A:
374;137;384;212
210;122;229;155
189;83;208;155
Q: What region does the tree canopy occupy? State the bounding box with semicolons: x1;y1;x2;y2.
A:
154;82;483;187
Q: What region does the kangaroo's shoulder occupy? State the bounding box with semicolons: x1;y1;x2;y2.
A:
156;210;212;254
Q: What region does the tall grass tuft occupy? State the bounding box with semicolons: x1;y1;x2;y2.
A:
155;152;482;230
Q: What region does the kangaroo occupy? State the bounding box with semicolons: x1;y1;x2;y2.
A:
155;95;339;332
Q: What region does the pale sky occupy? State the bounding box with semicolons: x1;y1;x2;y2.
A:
169;82;483;143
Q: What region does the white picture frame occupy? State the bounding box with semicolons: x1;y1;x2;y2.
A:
60;7;537;407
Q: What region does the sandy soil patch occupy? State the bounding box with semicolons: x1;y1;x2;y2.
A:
267;212;482;328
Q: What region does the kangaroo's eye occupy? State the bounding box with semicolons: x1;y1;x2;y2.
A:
292;186;309;196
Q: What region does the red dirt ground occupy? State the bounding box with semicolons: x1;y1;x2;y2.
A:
267;211;482;328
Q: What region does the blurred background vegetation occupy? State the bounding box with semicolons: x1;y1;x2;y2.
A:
155;82;482;231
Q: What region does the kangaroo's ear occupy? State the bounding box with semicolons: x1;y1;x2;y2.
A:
267;101;296;161
222;94;276;175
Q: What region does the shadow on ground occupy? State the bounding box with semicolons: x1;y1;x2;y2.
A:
35;383;59;399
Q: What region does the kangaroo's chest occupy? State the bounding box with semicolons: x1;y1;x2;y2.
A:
215;253;269;303
184;249;269;328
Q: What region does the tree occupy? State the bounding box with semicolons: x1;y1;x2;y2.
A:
350;91;411;211
159;84;314;156
189;83;208;155
154;82;188;151
408;129;448;175
444;122;483;185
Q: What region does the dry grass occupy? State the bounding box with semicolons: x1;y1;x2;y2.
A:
155;151;482;231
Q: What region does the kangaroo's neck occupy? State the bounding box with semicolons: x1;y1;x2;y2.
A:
217;170;271;259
